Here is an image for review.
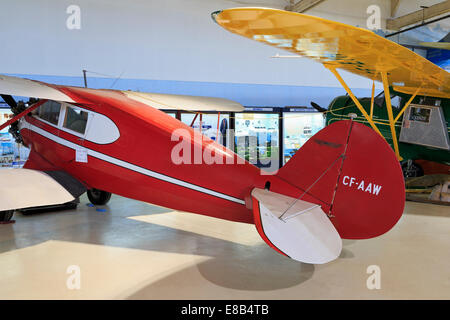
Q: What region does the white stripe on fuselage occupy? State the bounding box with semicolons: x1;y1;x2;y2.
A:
21;119;246;205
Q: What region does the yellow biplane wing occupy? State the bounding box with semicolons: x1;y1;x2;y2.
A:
213;7;450;160
212;7;450;99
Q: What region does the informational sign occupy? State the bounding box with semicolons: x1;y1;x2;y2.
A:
75;147;88;163
400;104;450;150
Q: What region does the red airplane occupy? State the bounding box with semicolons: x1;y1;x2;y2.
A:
0;72;405;264
0;9;407;264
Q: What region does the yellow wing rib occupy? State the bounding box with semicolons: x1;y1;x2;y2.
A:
213;7;450;98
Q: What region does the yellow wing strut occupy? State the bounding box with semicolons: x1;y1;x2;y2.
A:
381;72;402;161
370;81;375;120
394;86;421;123
325;65;383;137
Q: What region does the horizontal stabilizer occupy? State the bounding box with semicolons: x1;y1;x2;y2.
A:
0;169;80;211
251;188;342;264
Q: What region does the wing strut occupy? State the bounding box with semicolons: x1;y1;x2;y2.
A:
394;86;421;123
216;112;221;141
370;81;375;119
381;72;402;160
325;65;413;161
325;65;383;137
190;113;199;127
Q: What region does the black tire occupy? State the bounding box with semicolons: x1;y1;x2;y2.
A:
87;189;112;205
0;210;14;222
401;161;424;178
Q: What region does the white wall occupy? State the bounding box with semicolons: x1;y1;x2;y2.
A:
309;0;390;28
309;0;445;28
0;0;398;90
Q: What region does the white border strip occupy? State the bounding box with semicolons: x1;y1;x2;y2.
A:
22;120;245;205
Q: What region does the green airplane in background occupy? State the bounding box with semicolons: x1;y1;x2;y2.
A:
314;89;450;177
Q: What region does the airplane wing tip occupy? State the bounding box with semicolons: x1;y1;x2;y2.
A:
211;10;223;24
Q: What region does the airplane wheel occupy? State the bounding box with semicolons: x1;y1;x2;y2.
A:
87;189;112;205
401;161;424;178
0;210;14;222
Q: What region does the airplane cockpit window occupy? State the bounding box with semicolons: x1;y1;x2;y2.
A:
374;91;385;108
390;95;402;109
63;106;88;134
36;100;61;125
374;91;402;109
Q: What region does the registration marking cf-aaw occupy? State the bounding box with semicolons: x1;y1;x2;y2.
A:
342;176;382;196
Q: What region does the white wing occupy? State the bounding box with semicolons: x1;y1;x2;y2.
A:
0;74;244;112
0;74;75;102
122;91;244;112
0;169;76;211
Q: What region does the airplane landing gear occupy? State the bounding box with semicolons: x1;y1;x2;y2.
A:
87;189;112;205
402;160;424;178
0;210;14;222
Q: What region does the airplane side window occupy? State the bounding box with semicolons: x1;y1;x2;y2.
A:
63;106;88;134
390;95;402;109
37;100;61;125
374;91;385;108
373;92;402;109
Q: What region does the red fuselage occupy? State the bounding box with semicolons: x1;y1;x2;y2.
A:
19;87;311;224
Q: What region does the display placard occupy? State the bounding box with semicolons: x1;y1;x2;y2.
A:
75;147;88;163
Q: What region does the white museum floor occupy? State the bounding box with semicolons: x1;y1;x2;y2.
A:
0;194;449;299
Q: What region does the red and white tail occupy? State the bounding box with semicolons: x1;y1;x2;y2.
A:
277;120;405;239
251;120;405;263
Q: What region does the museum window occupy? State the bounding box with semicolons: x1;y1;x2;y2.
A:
63;106;89;134
36;100;61;125
283;112;324;164
234;112;279;170
181;113;230;146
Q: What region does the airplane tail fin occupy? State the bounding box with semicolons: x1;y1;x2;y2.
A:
250;120;405;263
276;120;405;240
